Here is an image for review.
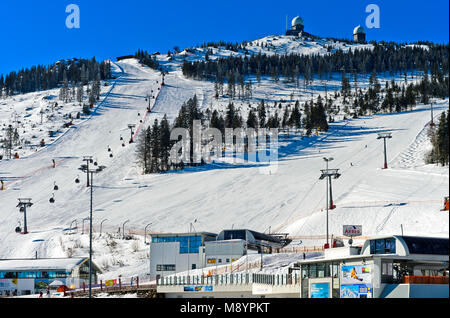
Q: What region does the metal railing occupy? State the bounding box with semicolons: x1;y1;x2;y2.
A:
157;273;301;286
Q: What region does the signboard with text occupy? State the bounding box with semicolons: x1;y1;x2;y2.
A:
343;225;362;237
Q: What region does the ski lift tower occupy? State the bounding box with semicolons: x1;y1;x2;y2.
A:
82;156;94;187
377;132;392;169
78;162;106;299
319;168;341;248
146;94;152;113
17;198;33;234
128;124;136;143
430;100;435;127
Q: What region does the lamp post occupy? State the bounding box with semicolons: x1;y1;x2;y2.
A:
377;132;392;169
144;223;153;245
17;199;33;234
100;219;108;237
78;161;106;299
70;220;78;234
82;217;90;235
122;220;130;240
319;168;341;247
187;220;198;279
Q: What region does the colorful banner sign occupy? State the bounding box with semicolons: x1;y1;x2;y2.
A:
310;282;330;298
105;279;117;286
341;265;372;285
0;279;18;291
184;286;213;292
340;264;373;298
340;284;373;298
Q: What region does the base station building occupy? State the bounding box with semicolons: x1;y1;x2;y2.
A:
156;235;449;298
0;257;102;296
149;229;290;279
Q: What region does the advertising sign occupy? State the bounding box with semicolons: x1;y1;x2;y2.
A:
340;265;373;298
0;279;18;291
343;225;362;237
341;265;372;285
340;284;373;298
310;282;330;298
105;279;117;286
184;286;213;292
35;279;50;290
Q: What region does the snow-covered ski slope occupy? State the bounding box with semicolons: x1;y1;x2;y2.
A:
0;36;448;260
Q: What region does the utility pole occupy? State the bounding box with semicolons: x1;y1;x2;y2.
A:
17;199;33;234
430;100;435;127
319;168;341;247
377;132;392;169
78;161;106;299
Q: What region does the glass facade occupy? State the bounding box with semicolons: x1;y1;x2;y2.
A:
223;230;246;241
301;262;339;279
370;238;396;254
0;271;70;279
153;235;203;254
401;237;449;255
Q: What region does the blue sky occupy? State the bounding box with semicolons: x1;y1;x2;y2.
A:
0;0;448;75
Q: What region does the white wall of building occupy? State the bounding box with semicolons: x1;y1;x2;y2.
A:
205;240;246;267
150;242;205;278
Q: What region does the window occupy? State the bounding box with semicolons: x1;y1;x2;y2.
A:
156;264;176;271
192;264;196;270
153;235;203;254
370;238;396;254
385;238;396;254
3;272;17;279
382;262;393;275
402;237;449;255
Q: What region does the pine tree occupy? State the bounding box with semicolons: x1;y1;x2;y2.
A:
160;115;171;171
246;109;258;129
76;83;83;104
289;102;302;129
258;100;266;128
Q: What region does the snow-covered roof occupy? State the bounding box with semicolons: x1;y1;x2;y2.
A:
0;258;87;272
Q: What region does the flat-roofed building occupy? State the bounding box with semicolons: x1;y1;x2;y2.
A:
0;257;102;296
149;232;217;279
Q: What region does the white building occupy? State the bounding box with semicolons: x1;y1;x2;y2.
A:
156;235;449;298
0;257;102;296
149;232;217;279
150;229;290;279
